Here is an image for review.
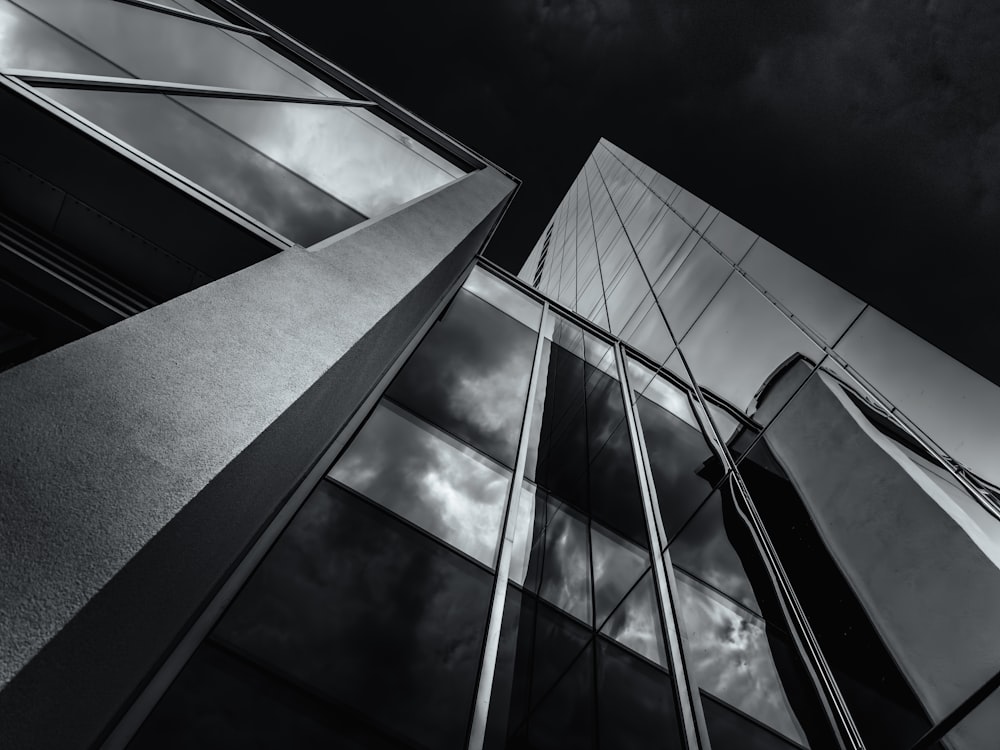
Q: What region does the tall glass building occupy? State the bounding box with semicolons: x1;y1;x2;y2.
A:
0;4;998;750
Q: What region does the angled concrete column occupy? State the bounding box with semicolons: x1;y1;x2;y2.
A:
0;166;515;749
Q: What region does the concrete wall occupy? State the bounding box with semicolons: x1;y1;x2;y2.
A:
762;370;1000;749
0;166;514;749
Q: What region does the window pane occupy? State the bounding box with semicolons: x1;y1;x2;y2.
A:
536;496;593;624
0;0;124;75
675;571;836;748
39;89;363;244
635;375;722;540
596;638;682;749
599;569;667;667
740;238;864;344
591;523;648;626
704;210;757;263
387;288;537;467
463;266;543;330
15;0;357;99
329;402;510;567
132;482;492;749
656;239;734;341
673;274;824;418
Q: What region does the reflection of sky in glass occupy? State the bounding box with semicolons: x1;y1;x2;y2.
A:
835;308;1000;485
740;237;864;344
41;88;364;245
463;266;542;330
10;0;462;239
704;210;757;263
538;500;592;623
675;571;808;747
212;480;491;750
0;0;123;75
329;402;510;567
669;488;762;616
657;239;734;341
674;275;824;414
600;570;667;667
387;289;536;468
591;523;648;624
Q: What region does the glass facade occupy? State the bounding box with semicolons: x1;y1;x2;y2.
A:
0;0;466;246
112;227;1000;748
8;9;996;745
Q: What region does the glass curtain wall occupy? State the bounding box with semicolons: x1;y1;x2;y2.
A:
114;263;917;750
0;0;467;246
519;139;1000;750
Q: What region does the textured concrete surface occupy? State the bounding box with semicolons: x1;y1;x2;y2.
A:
0;166;513;688
763;370;1000;746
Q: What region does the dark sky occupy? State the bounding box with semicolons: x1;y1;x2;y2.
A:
245;0;1000;384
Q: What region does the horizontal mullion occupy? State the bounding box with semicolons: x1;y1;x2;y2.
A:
110;0;270;38
2;69;377;107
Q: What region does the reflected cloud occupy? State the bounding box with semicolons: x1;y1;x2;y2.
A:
600;570;667;667
387;289;536;467
591;523;648;624
676;572;808;746
329;401;510;567
12;0;463;241
213;480;492;750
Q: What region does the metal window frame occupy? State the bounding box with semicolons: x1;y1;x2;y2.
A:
5;69;377;106
109;0;269;37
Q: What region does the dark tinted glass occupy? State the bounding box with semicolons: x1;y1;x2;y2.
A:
596;638;683;750
128;642;409;749
329;401;510;566
387;288;538;468
701;694;807;750
526;642;596;750
635;380;723;540
200;481;493;750
668;482;782;620
675;572;836;748
39;89;364;245
599;568;667;666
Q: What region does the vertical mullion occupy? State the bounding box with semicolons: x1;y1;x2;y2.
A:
467;300;551;750
614;342;706;750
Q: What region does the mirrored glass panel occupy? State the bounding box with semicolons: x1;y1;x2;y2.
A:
599;568;667;666
0;0;125;75
329;401;510;567
704;210;757;263
463;266;543;330
740;238;865;345
834;308;1000;486
595;637;682;749
38;89;361;244
591;523;648;625
386;288;538;467
672;274;825;419
633;370;723;540
656;238;734;341
13;0;352;93
675;571;837;749
135;481;492;750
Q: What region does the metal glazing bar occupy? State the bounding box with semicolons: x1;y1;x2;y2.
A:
4;70;377;107
209;0;491;176
615;342;705;750
467;300;550;750
98;259;483;750
110;0;270;37
597;140;998;523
